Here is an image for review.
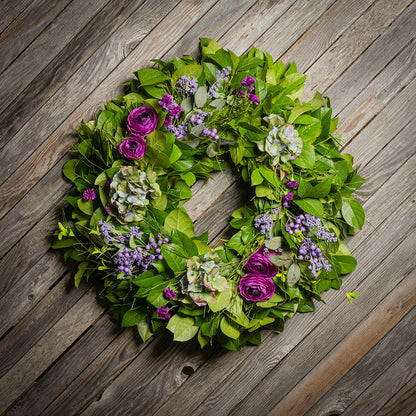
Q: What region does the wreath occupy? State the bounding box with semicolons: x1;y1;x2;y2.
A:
53;38;366;350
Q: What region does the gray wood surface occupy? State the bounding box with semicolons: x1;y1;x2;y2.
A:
0;0;414;415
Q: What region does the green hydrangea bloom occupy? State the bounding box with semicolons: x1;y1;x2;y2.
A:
258;114;303;164
180;252;228;307
109;166;161;222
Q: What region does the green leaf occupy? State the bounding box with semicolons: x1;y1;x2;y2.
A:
298;180;313;198
166;314;199;342
294;198;324;218
161;244;187;273
341;199;365;230
332;255;357;274
172;230;198;257
208;287;232;312
346;292;359;303
164;207;194;237
74;261;88;288
181;171;196;186
287;263;301;286
251;168;263;186
264;237;282;251
122;309;147;327
269;252;293;268
63;159;78;181
292;143;315;169
94;171;107;186
147;288;168;307
137;320;153;343
195;86;208;107
77;199;93;216
137;68;169;86
220;317;240;339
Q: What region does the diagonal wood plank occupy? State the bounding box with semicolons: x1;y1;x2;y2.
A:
0;0;34;34
0;0;71;74
341;344;416;416
305;308;416;416
0;0;147;150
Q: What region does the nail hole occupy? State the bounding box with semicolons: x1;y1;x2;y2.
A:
182;366;195;376
28;294;34;301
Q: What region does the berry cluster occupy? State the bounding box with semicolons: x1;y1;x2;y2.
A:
203;127;219;140
298;237;332;278
189;110;210;126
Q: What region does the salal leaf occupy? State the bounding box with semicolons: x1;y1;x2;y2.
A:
294;198;324;218
166;315;199;342
164;207;194;237
220;317;240;339
341;199;365;230
122;309;147;327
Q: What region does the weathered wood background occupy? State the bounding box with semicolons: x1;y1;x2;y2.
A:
0;0;415;415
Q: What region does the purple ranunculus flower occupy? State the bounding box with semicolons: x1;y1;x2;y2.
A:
239;273;276;302
118;137;147;160
127;106;158;137
244;248;278;278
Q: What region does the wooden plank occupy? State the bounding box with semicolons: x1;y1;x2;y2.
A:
0;0;70;74
0;0;33;34
0;0;147;150
336;39;415;143
342;347;416;416
305;308;416;416
279;0;376;71
6;316;131;416
347;77;416;167
301;0;413;101
0;274;91;378
325;1;416;112
266;275;416;416
0;0;109;114
374;375;416;416
0;289;104;414
242;0;336;58
0;251;69;338
0;0;180;187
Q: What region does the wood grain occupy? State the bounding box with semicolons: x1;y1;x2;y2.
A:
305;308;416;416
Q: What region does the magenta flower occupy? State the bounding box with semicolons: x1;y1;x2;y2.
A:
244;249;278;278
247;93;259;105
157;306;171;320
83;188;96;201
239;273;276;302
127;106;158;137
119;137;146;160
242;76;256;90
164;287;177;300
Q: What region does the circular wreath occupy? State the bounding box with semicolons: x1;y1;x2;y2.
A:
54;38;366;350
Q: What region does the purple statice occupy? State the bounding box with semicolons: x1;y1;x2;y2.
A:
98;220;115;243
247;93;259;105
241;76;256;91
202;127;219;140
83;188;96;201
232;89;245;96
157;306;171;320
208;66;231;98
254;212;272;235
285;180;299;189
117;233;127;243
128;226;143;239
298;237;331;277
281;191;293;208
271;206;280;214
316;226;338;242
176;76;198;97
167;121;188;139
303;213;321;228
164;287;177;300
158;93;175;110
168;104;182;120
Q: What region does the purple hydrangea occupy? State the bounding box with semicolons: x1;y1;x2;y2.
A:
83;188;96;201
157;306;171;320
127;107;158;137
